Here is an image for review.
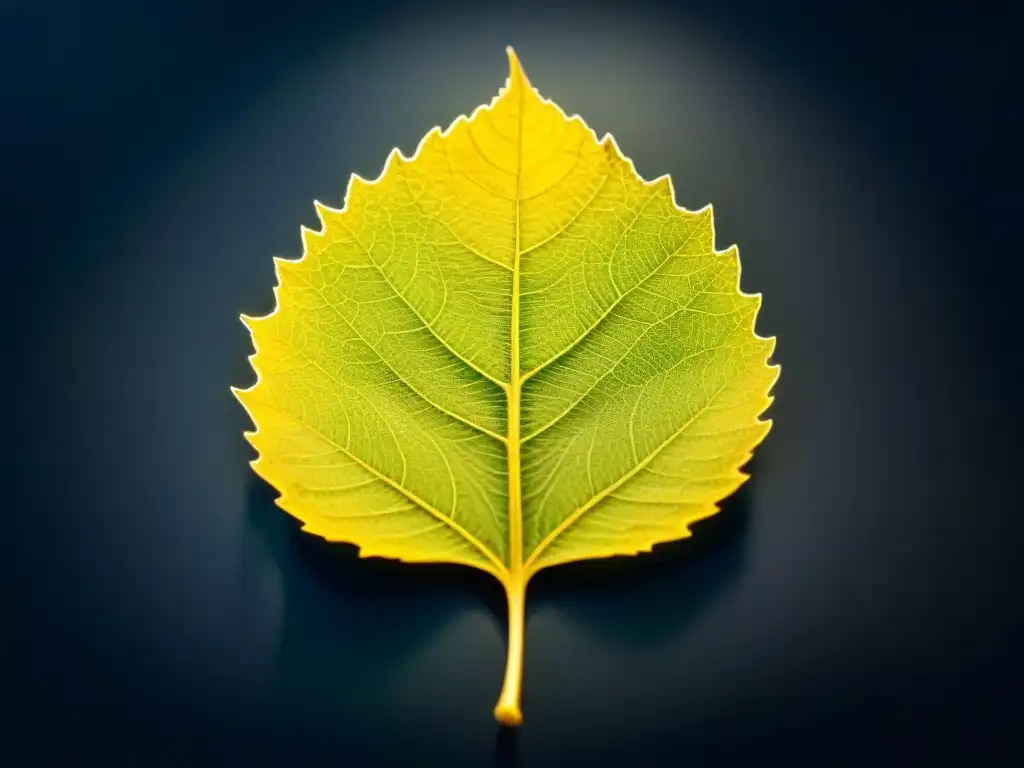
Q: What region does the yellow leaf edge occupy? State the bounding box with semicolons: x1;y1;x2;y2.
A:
231;46;780;727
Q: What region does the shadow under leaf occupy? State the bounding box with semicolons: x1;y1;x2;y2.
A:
527;467;753;648
243;459;752;728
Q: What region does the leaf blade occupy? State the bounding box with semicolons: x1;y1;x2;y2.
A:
236;47;779;725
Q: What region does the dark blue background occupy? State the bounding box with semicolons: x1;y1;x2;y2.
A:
5;0;1020;764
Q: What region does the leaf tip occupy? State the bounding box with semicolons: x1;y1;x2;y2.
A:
506;45;530;89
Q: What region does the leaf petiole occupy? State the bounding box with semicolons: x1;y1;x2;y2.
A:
493;575;527;727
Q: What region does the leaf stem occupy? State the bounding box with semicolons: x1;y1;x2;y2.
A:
493;575;527;727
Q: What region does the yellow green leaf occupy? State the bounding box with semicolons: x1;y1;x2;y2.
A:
233;47;778;726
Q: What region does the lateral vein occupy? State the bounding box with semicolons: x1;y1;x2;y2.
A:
288;269;508;444
523;376;735;572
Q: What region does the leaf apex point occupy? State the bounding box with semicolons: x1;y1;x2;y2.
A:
506;46;525;81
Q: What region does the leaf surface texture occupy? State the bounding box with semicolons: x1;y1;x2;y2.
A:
235;48;778;725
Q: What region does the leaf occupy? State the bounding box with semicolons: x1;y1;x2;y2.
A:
234;47;778;726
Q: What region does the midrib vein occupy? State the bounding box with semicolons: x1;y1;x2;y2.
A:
506;76;525;578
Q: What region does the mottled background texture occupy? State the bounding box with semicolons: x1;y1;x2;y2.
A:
4;0;1019;765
